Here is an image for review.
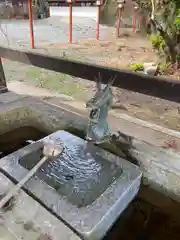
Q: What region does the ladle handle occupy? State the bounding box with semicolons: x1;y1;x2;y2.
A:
0;156;48;209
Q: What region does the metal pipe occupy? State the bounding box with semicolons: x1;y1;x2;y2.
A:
28;0;35;49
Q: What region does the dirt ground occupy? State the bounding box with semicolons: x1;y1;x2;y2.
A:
46;30;156;67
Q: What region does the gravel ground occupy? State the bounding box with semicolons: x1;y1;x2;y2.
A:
0;16;113;49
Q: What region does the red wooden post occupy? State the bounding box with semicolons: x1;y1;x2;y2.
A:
96;0;101;40
132;5;139;33
117;8;120;37
116;4;123;37
146;13;149;25
116;0;125;37
69;2;73;43
67;0;73;44
28;0;35;49
132;9;136;33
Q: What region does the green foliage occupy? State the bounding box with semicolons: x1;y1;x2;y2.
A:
175;9;180;29
176;54;180;61
150;34;165;52
159;62;170;70
137;0;180;64
130;63;144;72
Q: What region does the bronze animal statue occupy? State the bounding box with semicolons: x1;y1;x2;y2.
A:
86;75;115;144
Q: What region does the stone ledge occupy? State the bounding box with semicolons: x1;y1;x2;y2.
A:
0;172;80;240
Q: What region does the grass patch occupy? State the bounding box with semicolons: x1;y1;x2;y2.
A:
130;63;144;72
25;67;87;99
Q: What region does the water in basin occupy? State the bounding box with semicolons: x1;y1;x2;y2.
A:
19;131;123;207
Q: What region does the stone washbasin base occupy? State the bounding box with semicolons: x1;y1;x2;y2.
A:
0;130;142;240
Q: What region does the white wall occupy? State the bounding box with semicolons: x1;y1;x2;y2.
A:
50;6;98;21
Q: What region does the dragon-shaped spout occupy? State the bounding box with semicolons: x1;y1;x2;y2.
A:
85;75;115;144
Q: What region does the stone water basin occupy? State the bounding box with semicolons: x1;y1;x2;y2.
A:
0;130;142;240
0;225;17;240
